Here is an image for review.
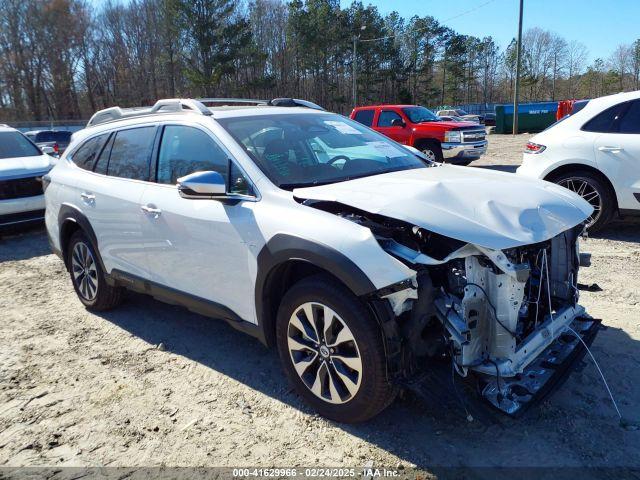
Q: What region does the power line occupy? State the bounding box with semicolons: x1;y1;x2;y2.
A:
359;0;498;44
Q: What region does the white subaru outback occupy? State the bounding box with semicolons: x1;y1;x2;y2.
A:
45;98;599;422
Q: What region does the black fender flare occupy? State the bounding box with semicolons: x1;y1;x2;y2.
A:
57;204;106;274
255;233;378;345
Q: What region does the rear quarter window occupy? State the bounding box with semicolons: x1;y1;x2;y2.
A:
582;103;626;133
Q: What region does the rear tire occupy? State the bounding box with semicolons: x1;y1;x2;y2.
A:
276;274;397;423
549;170;615;232
67;230;124;311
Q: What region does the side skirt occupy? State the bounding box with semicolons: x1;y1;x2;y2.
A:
108;269;267;345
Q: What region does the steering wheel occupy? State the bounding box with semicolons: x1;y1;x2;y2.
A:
327;155;351;165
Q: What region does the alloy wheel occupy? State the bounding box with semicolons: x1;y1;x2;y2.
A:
421;148;437;161
286;302;362;404
557;177;602;227
71;241;98;301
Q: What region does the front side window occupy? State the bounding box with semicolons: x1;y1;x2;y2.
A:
0;131;41;159
107;126;156;181
402;106;439;123
582;103;626;133
217;113;427;190
618;100;640;134
377;110;403;127
156;126;229;185
353;109;375;127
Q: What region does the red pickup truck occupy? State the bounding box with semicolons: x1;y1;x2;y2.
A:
350;105;487;165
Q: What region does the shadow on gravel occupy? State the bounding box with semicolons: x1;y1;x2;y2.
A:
96;290;640;472
0;226;50;262
590;218;640;243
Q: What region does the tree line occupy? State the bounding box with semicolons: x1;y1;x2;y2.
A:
1;0;639;121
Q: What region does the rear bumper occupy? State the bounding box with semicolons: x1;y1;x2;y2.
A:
442;140;487;161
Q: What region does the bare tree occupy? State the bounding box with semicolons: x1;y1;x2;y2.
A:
567;40;588;98
609;43;632;91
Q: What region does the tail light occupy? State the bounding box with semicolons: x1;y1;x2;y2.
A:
53;143;59;154
524;142;546;154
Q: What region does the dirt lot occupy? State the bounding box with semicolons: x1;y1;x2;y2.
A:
1;133;639;474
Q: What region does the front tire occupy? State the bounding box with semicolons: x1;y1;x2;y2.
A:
417;141;444;162
276;274;397;423
550;170;615;232
67;230;124;311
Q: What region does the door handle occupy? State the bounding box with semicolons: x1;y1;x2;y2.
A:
598;146;623;153
141;205;162;217
80;192;95;202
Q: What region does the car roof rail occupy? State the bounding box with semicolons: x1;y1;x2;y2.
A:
197;97;325;111
86;98;212;127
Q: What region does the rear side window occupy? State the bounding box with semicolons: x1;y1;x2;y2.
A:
107;127;156;181
377;110;403;127
71;134;109;171
0;131;41;159
353;109;375;127
94;134;114;175
619;100;640;134
157;125;228;184
582;103;626;133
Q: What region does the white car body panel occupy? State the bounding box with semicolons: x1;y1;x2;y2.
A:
294;166;592;250
517;90;640;212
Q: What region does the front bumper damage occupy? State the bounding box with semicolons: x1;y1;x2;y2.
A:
479;316;600;415
378;225;598;417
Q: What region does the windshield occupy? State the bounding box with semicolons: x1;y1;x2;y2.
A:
402;106;439;123
0;131;42;159
455;109;469;116
217;113;428;189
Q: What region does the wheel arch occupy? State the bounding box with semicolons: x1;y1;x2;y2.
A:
543;163;619;213
255;234;378;348
58;204;104;272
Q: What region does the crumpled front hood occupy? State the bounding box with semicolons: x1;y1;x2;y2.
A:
0;155;51;179
294;166;593;250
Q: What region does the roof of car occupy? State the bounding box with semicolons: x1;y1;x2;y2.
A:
0;124;19;133
354;104;419;109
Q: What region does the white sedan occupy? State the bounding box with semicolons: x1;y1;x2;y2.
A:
0;124;53;228
517;90;640;231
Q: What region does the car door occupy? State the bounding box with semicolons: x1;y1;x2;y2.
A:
80;125;157;278
591;100;640;210
375;109;412;145
139;123;260;323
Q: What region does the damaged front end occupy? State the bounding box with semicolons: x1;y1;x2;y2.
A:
305;200;599;416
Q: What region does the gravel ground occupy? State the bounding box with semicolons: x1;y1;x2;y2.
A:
0;133;639;474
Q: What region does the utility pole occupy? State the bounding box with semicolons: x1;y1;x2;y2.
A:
352;25;366;108
513;0;524;135
352;35;358;108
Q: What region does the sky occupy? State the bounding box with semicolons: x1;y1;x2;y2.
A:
338;0;639;62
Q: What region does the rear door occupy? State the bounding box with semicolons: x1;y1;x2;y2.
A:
139;123;259;323
81;125;158;277
374;109;412;145
591;100;640;210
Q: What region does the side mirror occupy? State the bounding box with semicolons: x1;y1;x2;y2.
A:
177;170;226;198
391;118;405;128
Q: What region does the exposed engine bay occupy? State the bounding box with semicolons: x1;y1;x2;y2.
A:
303;199;599;416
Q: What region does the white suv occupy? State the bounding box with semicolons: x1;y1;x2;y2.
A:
517;90;640;231
46;98;598;422
1;124;53;228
